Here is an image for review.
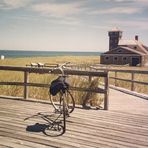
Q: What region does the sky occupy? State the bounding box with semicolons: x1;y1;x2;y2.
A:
0;0;148;52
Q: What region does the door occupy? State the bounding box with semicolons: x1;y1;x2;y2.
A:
132;57;140;66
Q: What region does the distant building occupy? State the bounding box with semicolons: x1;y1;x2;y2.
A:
100;28;148;66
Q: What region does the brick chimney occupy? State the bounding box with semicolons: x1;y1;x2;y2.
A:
135;35;138;41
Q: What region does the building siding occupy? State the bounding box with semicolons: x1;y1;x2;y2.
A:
101;54;142;66
100;30;148;66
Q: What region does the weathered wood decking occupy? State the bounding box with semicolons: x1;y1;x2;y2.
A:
0;89;148;148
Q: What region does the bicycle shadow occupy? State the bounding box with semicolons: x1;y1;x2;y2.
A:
24;112;65;137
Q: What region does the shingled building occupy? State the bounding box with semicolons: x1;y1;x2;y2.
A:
100;28;148;66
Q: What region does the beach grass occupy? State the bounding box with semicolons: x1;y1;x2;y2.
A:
0;56;100;66
0;56;147;106
108;66;148;94
0;56;103;107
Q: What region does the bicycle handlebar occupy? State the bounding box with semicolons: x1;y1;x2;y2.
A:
49;62;70;76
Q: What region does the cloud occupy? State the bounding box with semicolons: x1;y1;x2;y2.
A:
105;0;148;4
0;0;31;9
135;0;148;6
90;6;142;14
29;1;86;26
100;0;148;14
31;2;84;17
111;19;148;30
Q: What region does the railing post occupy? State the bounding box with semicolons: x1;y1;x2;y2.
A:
104;71;109;110
131;72;135;91
24;71;29;99
115;71;117;86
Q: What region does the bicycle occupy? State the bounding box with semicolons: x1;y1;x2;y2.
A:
48;62;75;134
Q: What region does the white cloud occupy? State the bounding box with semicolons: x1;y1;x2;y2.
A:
29;1;85;26
105;0;148;3
0;0;31;9
31;2;83;17
111;19;148;30
110;0;148;8
57;18;81;26
90;6;142;14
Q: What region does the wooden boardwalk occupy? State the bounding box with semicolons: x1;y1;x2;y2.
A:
0;89;148;148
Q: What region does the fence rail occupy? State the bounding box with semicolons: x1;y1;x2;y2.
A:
90;66;148;92
0;65;109;110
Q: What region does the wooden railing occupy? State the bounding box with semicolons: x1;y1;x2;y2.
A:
90;66;148;93
0;66;109;110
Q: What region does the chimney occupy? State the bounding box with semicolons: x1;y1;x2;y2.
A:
135;35;138;41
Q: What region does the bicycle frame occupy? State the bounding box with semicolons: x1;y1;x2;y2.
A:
49;62;74;134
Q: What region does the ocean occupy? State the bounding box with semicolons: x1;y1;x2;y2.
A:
0;50;102;58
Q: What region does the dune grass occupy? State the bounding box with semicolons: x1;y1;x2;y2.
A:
108;68;148;94
0;56;99;66
0;56;147;106
0;56;103;107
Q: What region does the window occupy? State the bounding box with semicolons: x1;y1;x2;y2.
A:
134;46;137;49
117;49;122;53
123;57;127;60
105;56;109;60
114;57;118;60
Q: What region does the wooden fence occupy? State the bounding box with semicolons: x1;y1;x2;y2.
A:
0;66;109;110
90;66;148;93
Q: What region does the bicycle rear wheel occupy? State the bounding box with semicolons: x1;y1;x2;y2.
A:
49;89;75;114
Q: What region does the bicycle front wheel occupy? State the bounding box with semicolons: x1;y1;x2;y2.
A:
49;89;75;114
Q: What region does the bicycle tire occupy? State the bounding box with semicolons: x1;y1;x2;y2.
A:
44;123;65;136
63;96;66;134
49;89;75;114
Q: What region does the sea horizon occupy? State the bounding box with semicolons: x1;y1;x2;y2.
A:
0;49;102;58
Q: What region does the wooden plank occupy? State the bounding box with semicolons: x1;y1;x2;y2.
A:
0;136;40;148
109;77;148;85
1;114;147;148
0;66;108;77
0;136;52;148
115;71;117;86
104;74;109;110
131;72;135;91
1;115;147;148
1;113;148;148
0;82;106;93
24;71;29;99
90;66;148;74
0;96;148;148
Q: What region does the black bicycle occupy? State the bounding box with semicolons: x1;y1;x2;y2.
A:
48;62;75;134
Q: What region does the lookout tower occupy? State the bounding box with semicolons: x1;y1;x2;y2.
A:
108;28;122;50
100;28;148;66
